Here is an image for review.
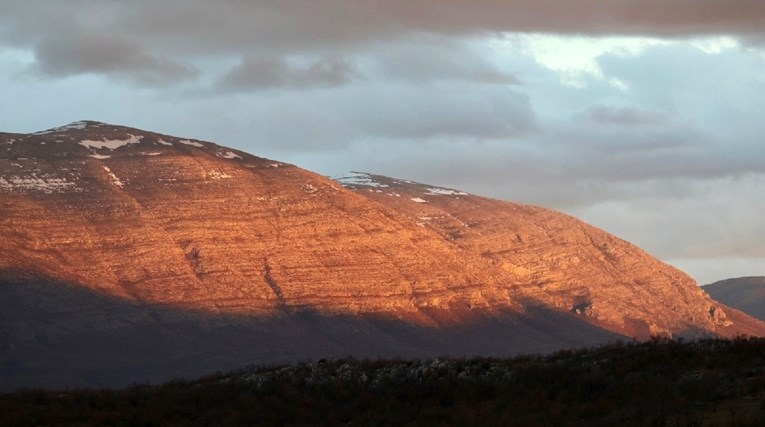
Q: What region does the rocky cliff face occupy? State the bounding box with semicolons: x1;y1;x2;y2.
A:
1;122;763;389
705;277;765;321
334;172;765;338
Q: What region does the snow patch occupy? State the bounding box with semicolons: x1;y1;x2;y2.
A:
102;166;124;187
425;187;468;196
79;134;143;150
5;139;16;144
179;139;204;148
269;163;281;168
0;175;78;193
63;121;89;130
89;154;111;159
335;171;390;188
157;139;173;146
219;151;242;159
411;197;428;203
142;152;162;156
208;170;232;179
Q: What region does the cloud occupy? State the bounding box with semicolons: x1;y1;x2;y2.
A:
31;32;198;85
79;1;765;49
220;56;358;91
4;1;765;59
3;0;764;87
585;105;670;126
675;258;765;286
371;40;520;85
357;87;537;140
578;175;765;285
568;173;765;261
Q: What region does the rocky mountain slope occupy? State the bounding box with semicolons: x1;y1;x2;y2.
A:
334;172;764;339
1;121;762;389
705;277;765;321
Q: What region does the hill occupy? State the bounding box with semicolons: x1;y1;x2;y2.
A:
706;277;765;321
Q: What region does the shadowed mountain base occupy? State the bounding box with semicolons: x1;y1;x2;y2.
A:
0;272;621;391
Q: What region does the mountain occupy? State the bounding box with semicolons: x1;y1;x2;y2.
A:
705;277;765;321
1;121;762;390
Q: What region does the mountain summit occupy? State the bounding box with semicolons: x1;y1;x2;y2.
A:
1;122;763;389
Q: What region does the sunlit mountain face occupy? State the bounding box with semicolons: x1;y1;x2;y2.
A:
2;122;763;390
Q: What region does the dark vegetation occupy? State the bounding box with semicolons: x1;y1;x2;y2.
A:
3;337;765;426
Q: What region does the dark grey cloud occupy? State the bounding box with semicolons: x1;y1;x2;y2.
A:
221;56;358;91
79;1;765;50
2;0;765;86
32;32;198;85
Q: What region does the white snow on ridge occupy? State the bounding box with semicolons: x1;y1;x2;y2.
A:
0;175;78;193
89;154;111;159
334;172;390;188
180;139;204;147
219;151;242;159
79;134;143;150
142;152;162;156
32;121;90;135
411;197;428;203
157;139;173;146
425;187;468;196
60;121;89;130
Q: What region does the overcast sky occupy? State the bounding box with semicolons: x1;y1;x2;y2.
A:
1;1;763;285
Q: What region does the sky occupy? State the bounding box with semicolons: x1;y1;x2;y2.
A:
1;1;763;285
